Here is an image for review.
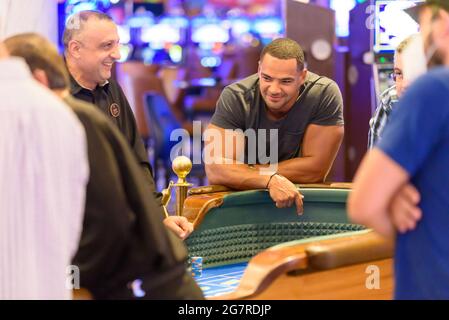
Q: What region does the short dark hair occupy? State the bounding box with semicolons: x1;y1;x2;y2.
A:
63;10;114;50
4;33;68;90
260;38;305;71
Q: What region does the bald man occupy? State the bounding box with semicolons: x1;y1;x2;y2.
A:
62;10;193;239
4;33;203;300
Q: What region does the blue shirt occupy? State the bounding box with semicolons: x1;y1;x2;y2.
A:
378;67;449;299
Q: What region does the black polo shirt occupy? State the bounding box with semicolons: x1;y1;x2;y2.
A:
64;95;203;299
69;75;157;192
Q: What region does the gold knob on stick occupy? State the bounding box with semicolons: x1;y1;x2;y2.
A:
172;156;193;216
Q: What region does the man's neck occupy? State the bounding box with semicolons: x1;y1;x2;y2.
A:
53;88;70;99
66;59;97;90
265;91;301;121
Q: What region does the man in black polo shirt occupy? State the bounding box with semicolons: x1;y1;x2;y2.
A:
5;32;203;299
63;10;192;239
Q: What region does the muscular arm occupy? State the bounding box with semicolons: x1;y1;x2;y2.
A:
204;124;271;189
204;123;303;214
348;148;409;238
204;123;344;188
276;124;343;183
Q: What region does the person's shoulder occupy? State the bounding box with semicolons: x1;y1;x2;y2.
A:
304;72;342;104
225;73;259;95
218;74;259;109
105;78;133;109
107;77;119;86
105;78;126;95
24;82;76;118
65;95;111;127
68;72;82;94
423;67;449;87
66;95;97;114
22;88;85;137
379;85;397;106
406;67;449;98
65;95;129;144
305;71;336;87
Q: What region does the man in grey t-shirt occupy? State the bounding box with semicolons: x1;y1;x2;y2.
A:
204;38;344;214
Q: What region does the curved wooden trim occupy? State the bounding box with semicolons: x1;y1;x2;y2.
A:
305;231;393;270
210;246;309;300
182;193;227;227
188;183;353;196
296;182;352;189
184;183;353;232
209;230;393;300
188;185;233;195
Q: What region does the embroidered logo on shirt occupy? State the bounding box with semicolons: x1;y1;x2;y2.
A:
109;103;120;118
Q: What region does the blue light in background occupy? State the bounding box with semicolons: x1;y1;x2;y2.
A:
192;24;229;44
117;25;130;44
70;2;97;13
142;47;156;64
142;24;181;46
200;56;222;68
65;0;113;26
252;17;283;36
230;18;251;38
127;13;155;28
330;0;356;37
65;0;111;15
169;45;183;64
160;16;189;29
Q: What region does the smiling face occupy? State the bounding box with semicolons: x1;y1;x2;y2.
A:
70;17;121;87
258;53;307;120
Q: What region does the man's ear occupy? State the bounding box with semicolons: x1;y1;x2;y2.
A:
32;69;50;88
67;39;82;59
299;68;308;83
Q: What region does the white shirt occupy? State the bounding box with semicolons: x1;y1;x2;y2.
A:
0;58;89;299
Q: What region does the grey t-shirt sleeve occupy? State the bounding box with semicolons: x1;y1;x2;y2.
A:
311;80;344;126
210;87;246;129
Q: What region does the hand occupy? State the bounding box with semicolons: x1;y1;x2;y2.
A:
267;174;304;215
389;183;422;234
163;216;194;240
